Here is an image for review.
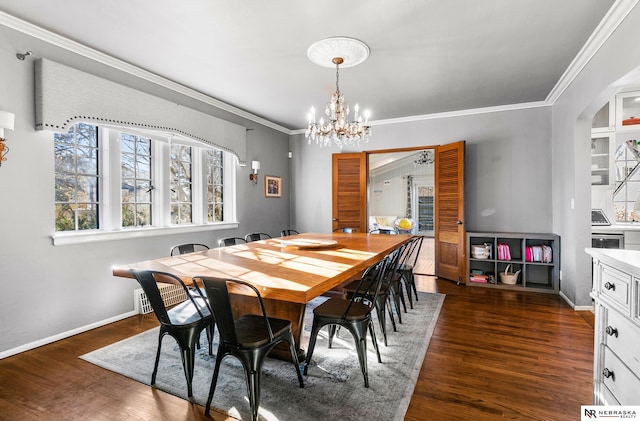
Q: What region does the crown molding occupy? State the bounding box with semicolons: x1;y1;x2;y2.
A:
546;0;640;104
290;101;550;135
0;10;292;135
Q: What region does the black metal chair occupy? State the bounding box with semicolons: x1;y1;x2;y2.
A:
341;244;406;346
218;237;247;247
244;232;272;242
169;243;210;256
280;229;299;237
198;276;304;421
303;257;388;387
129;270;214;398
333;227;357;233
396;236;424;309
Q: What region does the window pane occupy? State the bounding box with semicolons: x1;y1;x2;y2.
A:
55;204;76;231
77;147;98;175
77;204;98;230
55;174;76;202
122;204;135;227
76;176;99;202
121;154;135;178
135;181;151;203
54;124;99;231
137;138;151;154
76;124;98;147
137;204;151;226
136;155;151;179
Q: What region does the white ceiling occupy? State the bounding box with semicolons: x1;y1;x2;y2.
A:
0;0;618;131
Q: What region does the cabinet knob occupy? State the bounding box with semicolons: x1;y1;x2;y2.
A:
602;368;615;379
604;282;615;291
605;326;618;337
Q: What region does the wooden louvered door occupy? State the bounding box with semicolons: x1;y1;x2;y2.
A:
434;140;466;283
332;153;367;232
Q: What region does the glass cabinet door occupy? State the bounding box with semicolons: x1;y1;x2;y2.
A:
616;91;640;130
591;134;614;186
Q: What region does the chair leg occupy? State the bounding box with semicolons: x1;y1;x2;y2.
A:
401;270;414;309
384;296;398;332
328;324;337;348
304;319;322;375
389;287;403;324
347;323;371;388
374;302;388;346
205;345;226;416
286;332;305;388
245;364;261;421
368;321;382;363
151;331;166;386
179;346;196;397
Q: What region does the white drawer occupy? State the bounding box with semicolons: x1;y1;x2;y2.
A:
602;347;640;404
604;308;640;375
598;383;621;405
600;263;631;312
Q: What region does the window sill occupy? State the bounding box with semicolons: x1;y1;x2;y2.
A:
51;222;240;246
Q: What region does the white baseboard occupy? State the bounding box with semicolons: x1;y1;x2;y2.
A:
0;310;138;360
559;291;595;312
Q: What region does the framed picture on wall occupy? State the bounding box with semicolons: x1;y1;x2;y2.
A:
265;175;282;198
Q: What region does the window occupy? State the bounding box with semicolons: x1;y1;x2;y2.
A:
53;123;237;242
206;149;224;222
54;123;99;231
121;133;152;227
170;144;192;224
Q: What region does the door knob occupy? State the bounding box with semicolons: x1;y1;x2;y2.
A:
456;220;463;225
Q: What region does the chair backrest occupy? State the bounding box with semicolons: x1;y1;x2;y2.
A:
342;258;388;317
198;277;275;345
170;243;210;256
402;236;424;267
380;243;408;286
280;229;299;237
130;270;210;325
334;227;357;233
218;237;247;247
244;232;272;242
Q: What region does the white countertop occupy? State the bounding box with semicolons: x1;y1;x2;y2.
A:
592;224;640;233
585;248;640;274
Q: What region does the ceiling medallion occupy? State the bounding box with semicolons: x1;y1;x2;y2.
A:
305;37;372;148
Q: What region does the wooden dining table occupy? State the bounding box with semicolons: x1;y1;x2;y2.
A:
113;232;411;360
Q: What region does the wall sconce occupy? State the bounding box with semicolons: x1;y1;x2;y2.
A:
0;110;15;167
249;160;260;184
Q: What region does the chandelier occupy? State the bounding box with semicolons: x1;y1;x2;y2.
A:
305;37;372;148
413;150;434;166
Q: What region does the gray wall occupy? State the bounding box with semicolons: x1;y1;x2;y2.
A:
0;44;290;355
290;107;553;236
552;4;640;307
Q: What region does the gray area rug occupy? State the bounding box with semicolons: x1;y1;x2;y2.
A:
81;291;444;421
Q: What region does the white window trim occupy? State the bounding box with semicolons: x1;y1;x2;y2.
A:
51;125;238;246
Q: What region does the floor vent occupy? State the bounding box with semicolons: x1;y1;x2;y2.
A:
134;283;188;314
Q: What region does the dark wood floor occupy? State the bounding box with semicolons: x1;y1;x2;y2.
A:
0;277;594;421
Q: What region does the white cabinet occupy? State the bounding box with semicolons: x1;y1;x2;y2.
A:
587;248;640;405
